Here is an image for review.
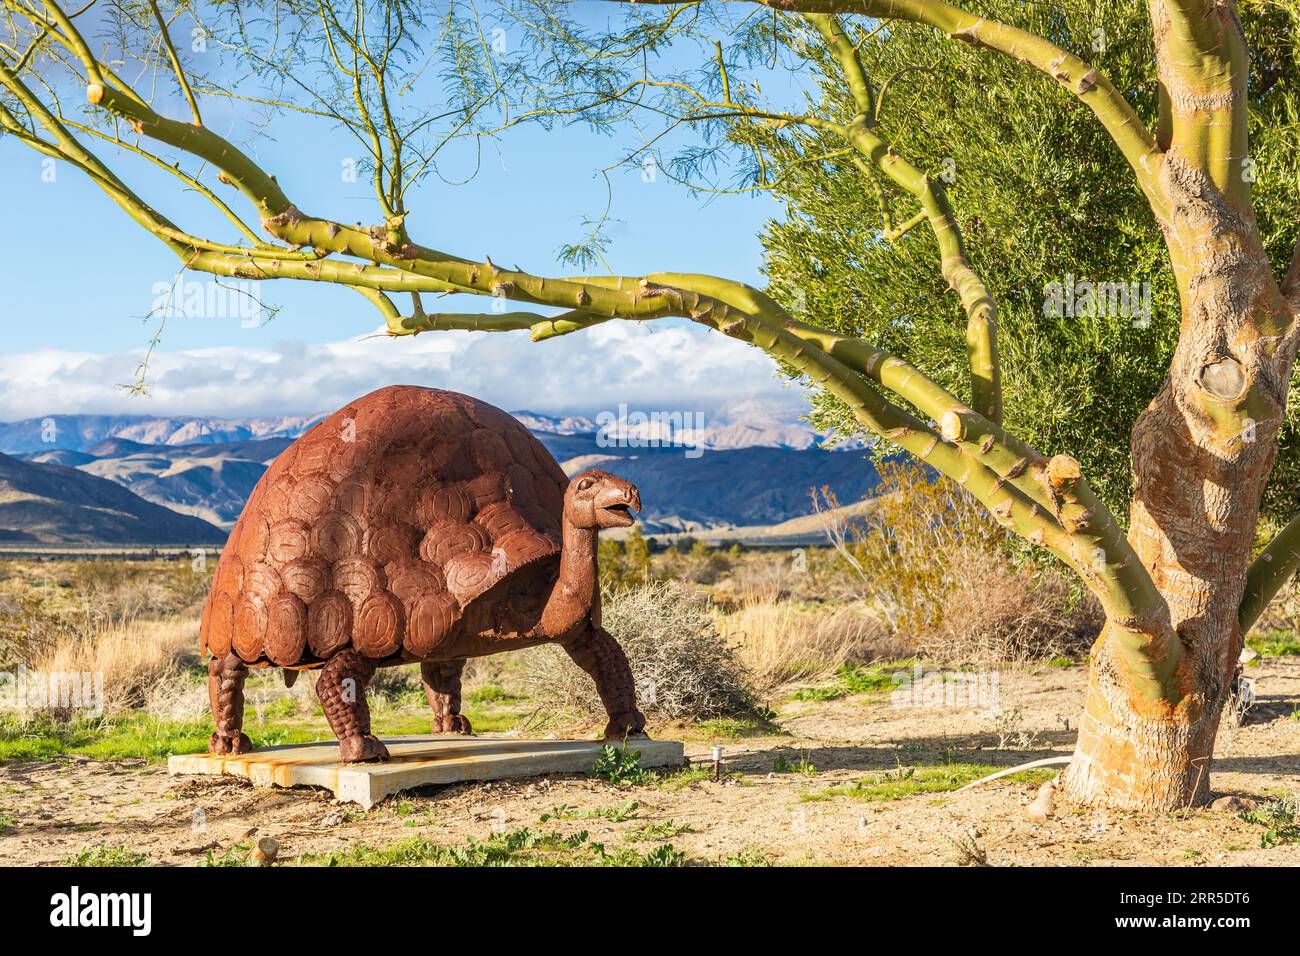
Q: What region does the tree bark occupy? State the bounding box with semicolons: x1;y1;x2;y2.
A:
1060;146;1297;809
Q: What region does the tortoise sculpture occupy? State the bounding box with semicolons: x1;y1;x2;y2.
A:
199;385;647;762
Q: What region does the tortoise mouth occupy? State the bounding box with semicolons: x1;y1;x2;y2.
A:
600;502;636;526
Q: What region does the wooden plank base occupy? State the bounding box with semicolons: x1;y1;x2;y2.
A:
168;735;686;808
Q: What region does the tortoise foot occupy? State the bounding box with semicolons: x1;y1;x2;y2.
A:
339;734;390;763
208;731;252;755
601;710;648;742
433;714;473;735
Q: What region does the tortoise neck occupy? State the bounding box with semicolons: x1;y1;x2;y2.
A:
540;520;597;639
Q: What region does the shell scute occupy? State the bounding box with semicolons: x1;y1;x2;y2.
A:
333;557;386;606
473;501;532;541
265;593;308;665
207;591;234;657
243;561;281;602
307;589;352;657
267;518;310;565
404;592;459;657
364;522;420;566
443;549;502;605
419;519;489;565
415;481;473;526
385;560;446;606
311;511;363;561
354;590;404;658
289;475;334;523
281;556;330;605
233;593;267;659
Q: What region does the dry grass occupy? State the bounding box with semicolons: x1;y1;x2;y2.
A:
0;558;210;669
31;615;201;716
714;595;900;692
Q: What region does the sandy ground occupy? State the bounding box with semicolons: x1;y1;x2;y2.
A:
2;660;1298;866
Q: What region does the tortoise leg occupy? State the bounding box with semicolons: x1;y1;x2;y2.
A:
316;648;389;762
421;660;473;735
207;653;252;755
563;626;647;740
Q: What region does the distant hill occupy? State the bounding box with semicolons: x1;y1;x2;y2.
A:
0;452;226;545
78;442;285;528
0;409;878;539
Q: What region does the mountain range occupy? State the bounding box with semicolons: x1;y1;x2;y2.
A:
0;452;225;545
0;413;323;455
0;411;879;544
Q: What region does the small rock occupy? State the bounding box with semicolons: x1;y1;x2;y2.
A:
251;836;279;866
320;812;344;827
1026;781;1056;822
1210;795;1259;813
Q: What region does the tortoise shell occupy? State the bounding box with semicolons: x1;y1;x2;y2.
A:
200;385;569;665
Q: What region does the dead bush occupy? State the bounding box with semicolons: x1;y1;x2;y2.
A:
523;581;758;721
920;551;1103;665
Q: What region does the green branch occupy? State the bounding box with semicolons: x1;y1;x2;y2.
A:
1240;514;1300;635
806;11;1001;423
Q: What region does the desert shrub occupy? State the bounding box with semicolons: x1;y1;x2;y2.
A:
1253;564;1300;637
655;539;733;586
0;590;62;669
819;460;1101;663
714;595;901;691
709;546;863;608
524;581;758;721
598;527;652;593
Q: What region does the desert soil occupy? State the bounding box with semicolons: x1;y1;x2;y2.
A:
2;660;1298;866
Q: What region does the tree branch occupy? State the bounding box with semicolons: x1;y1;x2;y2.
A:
1240;513;1300;634
147;0;202;125
0;0;1185;703
807;11;1001;423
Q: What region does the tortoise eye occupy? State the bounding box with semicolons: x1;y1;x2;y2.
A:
577;477;594;492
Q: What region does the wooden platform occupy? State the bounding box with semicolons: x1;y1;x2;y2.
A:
168;735;686;809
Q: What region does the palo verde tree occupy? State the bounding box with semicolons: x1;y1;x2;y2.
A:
1;0;1297;810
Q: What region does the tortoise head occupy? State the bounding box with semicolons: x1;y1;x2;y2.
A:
564;469;641;530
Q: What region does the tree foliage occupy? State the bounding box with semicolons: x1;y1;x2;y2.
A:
758;0;1300;521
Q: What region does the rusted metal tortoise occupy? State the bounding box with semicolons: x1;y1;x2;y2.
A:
199;385;646;762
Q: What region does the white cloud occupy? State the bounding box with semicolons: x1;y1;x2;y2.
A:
0;320;812;424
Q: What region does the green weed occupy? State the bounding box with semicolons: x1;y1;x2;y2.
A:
63;845;150;867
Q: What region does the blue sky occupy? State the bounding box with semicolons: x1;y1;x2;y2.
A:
0;3;815;426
